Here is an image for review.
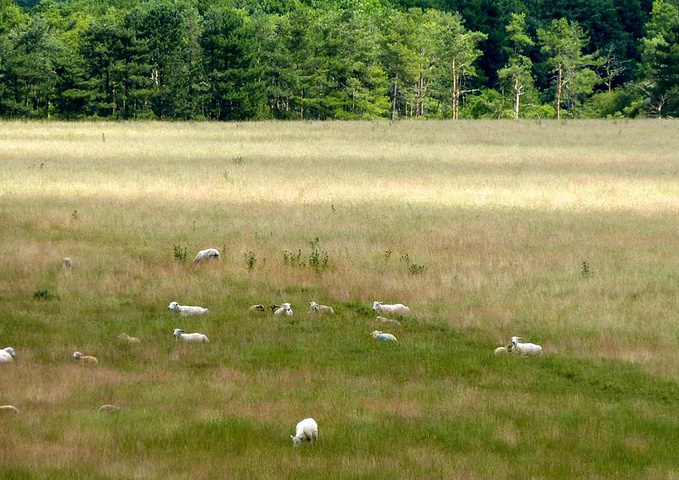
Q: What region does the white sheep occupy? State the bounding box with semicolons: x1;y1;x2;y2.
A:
308;301;334;315
0;405;19;414
274;303;293;316
376;316;401;327
173;328;210;343
494;346;509;356
193;248;220;263
167;301;209;316
73;351;98;364
0;347;16;363
372;301;411;317
509;336;543;357
118;333;141;344
370;330;398;342
61;257;73;270
291;418;318;447
248;304;266;312
98;404;121;414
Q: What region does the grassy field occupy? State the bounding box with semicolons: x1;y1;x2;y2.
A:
1;119;679;479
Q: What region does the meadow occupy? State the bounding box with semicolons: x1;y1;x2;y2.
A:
1;119;679;479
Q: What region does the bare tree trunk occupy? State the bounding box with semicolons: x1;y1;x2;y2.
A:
514;77;520;120
452;59;459;120
556;64;563;120
391;75;398;121
300;89;304;120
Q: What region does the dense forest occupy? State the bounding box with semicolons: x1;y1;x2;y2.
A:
0;0;678;120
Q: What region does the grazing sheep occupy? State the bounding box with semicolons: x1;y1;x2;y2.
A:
167;301;208;317
291;418;318;447
372;301;411;317
248;304;266;312
98;404;121;414
193;248;220;263
274;303;293;316
173;328;210;343
118;333;141;344
73;351;98;364
0;405;19;415
376;316;401;327
370;330;398;342
61;257;73;270
0;347;16;363
509;336;543;357
308;301;334;315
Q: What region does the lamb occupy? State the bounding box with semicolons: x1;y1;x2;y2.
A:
118;333;141;344
274;303;293;316
376;315;401;327
73;351;98;364
0;347;16;363
494;346;509;356
372;301;411;317
291;418;318;447
193;248;220;263
0;405;19;415
509;336;543;357
173;328;210;343
167;301;209;317
248;304;266;312
61;257;73;270
308;301;334;315
370;330;398;342
98;404;121;414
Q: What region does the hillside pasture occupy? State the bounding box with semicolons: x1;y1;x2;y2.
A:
1;120;679;479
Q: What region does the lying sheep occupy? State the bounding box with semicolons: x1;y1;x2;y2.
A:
308;301;334;315
274;303;293;316
118;333;141;344
494;346;509;356
372;301;411;317
0;347;16;363
173;328;210;343
509;336;543;357
167;301;208;317
61;257;73;270
291;418;318;447
376;316;401;327
370;330;398;342
248;304;266;312
98;404;121;414
0;405;19;415
193;248;220;263
73;351;98;365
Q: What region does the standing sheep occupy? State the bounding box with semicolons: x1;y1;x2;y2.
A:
291;418;318;447
173;328;210;343
193;248;220;263
372;301;411;317
308;302;334;315
0;347;16;363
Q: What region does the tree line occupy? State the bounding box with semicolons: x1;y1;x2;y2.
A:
0;0;677;120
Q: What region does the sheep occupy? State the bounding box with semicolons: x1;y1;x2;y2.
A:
73;351;98;364
98;404;121;414
167;301;209;317
0;347;16;363
376;315;401;327
372;301;411;317
269;304;281;313
248;304;266;312
509;336;543;357
494;346;509;356
274;303;293;316
61;257;73;270
370;330;398;342
193;248;220;263
291;418;318;447
0;405;19;415
118;333;141;344
308;301;334;315
173;328;210;343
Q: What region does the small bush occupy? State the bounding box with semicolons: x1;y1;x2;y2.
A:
245;251;257;271
33;288;54;300
173;244;188;262
409;263;426;275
